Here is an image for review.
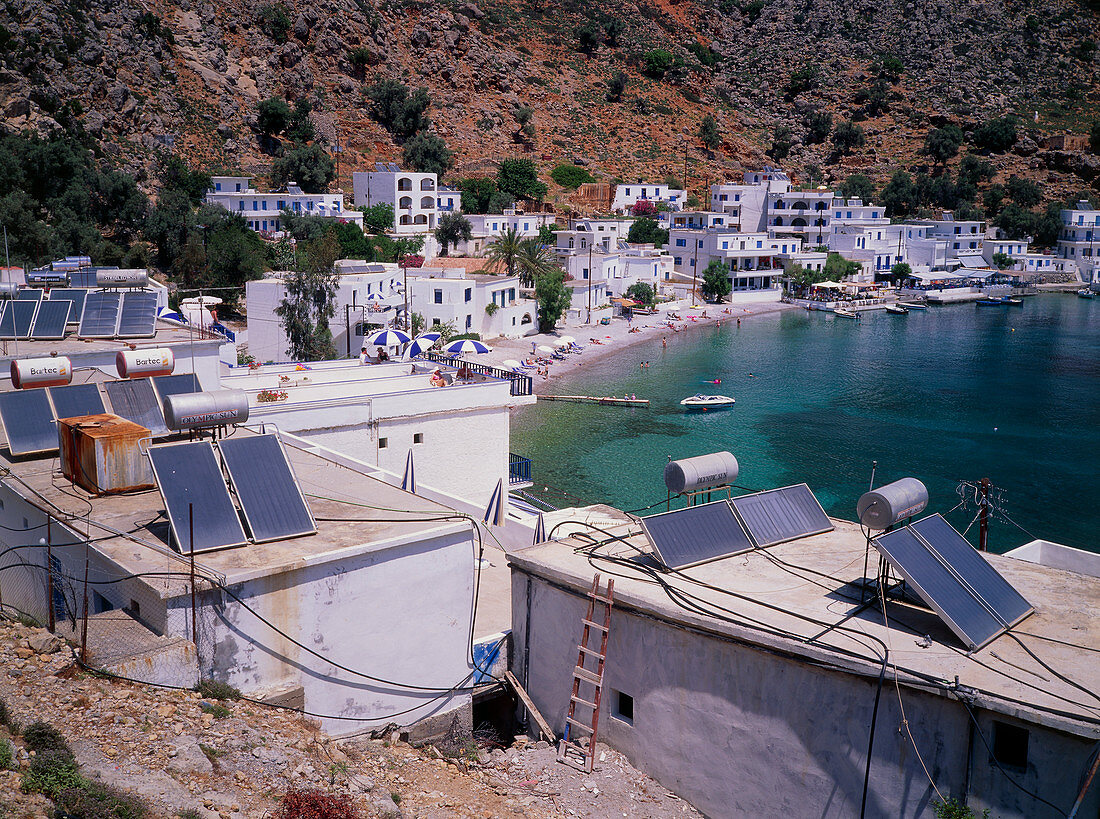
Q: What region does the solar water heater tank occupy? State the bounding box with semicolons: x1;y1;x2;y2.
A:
163;390;249;431
10;356;72;389
96;270;149;288
116;348;175;379
856;478;928;529
664;451;739;494
0;283;19;298
58;414;155;494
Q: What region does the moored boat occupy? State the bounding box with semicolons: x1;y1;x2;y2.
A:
680;394;736;411
834;307;860;319
977;297;1008;306
898;302;928;310
1079;289;1095;299
885;304;909;315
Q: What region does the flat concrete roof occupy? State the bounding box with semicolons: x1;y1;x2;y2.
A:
0;321;223;362
510;514;1100;738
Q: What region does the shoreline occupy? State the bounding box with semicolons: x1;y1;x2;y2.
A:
483;299;799;395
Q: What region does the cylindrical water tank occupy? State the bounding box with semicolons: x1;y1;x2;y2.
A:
26;271;69;287
856;478;929;529
163;390;249;430
10;356;72;389
96;269;149;288
664;451;739;495
0;283;19;298
116;348;175;379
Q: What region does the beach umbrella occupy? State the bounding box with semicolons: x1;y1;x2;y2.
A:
532;512;547;545
402;333;441;360
443;339;492;355
553;338;571;348
365;328;411;347
536;345;556;354
401;449;416;494
558;335;576;345
364;292;386;301
502;359;523;369
417;331;442;342
483;478;506;526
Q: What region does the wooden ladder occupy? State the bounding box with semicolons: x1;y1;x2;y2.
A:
557;573;614;772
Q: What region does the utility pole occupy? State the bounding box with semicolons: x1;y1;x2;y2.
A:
691;232;700;306
978;477;991;552
683;143;689;193
586;239;593;324
402;260;410;333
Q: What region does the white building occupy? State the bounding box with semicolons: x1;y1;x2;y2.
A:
205;176;362;234
670;211;733;230
352;168;439;234
911;214;988;267
666;227;795;294
245;261;405;363
611;183;686;213
452;212;557;256
982;229;1030;269
558;246;672;317
554;218;637;253
1056;201;1100;283
437;185;461;214
408;265;536;338
711;168;792;232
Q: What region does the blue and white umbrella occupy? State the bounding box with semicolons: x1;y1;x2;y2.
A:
365;329;411;347
443;339;492;355
402;449;416;494
402;332;442;361
532;512;547;545
483;478;506;526
364;293;386;302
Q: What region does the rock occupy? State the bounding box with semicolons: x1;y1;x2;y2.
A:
28;633;61;654
1014;135;1039;156
5;98;29;118
13;647;33;659
370;795;402;819
456;2;484;19
167;738;214;775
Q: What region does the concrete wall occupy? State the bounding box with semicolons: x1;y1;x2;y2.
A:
510;569;1098;819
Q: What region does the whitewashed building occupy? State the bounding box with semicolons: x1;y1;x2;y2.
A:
666;228;796;293
1057;201;1100;283
451;212;557;256
911;214;988;267
611;182;686;213
205;176;362;234
408;266;535;338
982;229;1030;269
352;168;439;234
559;246;671;317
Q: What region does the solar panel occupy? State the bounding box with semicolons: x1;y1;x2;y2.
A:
117;291;157;338
70;270;98;288
30;299;71;339
0;389;57;456
16;288;43;302
104;379;168;436
219;434;316;542
731;484;833;548
48;289;87;323
152;373;202;406
874;515;1033;650
49;384;106;420
148;441;247;553
0;300;38;339
641;500;754;570
78;292;121;338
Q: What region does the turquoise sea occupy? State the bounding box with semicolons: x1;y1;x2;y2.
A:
511;294;1100;554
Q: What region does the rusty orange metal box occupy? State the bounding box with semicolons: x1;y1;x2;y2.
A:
58;414;154;494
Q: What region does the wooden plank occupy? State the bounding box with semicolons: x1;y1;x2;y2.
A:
504;670;555;743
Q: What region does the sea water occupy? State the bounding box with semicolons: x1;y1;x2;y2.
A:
511;294;1100;553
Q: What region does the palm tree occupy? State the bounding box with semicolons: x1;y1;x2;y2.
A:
487;227;523;277
515;239;558;288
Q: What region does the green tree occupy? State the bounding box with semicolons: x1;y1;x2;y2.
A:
496;158;547;201
699;114;720;149
515;239;558;288
995;203;1036;239
257;3;291;43
156;154;211;206
785;66;818;98
287;98;315;143
275;230;341;361
606;71;628;102
831;120;865;155
488;227;524;276
1006;176;1041;208
538;223;558;244
880;170;917;217
687;41;718;69
361;202;394;233
701;260;731;302
804;110;832;144
1033;202;1063;247
534;267;571;332
1091;121;1100;153
435;212;472;256
459;177;497;214
839;174;875;202
365;79;431;139
983;184;1006;215
576;20;601;53
972;116;1018;153
991;252;1014;269
824;252;861;279
402;131;453;176
348;47;374;77
603;17;625;46
551;164;595;189
890;262;912;280
203;212;266;303
784;263;830;290
957;155;996;187
769;126;792;161
924;125;964;165
626;217;668;247
271;234;296;269
270;144;335;193
877;54;904;83
642;49;676;78
625;281;655;307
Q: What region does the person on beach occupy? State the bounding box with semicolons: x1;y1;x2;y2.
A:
377;346;389;362
430;369;446;387
359;346;371;365
662;337;667;348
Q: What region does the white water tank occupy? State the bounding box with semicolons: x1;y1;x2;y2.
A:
664;451;739;494
116;348;175;379
10;356;72;389
163;390;249;430
856;478;929;529
96;269;149;288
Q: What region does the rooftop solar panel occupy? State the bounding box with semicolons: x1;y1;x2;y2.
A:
641;500;754;570
117;291;157;338
0;300;38;339
78;292;121;338
148;441;247;553
16;288;43;302
219;434;316;542
49;384;106;420
910;514;1033;630
104;379;168;436
70;270;97;288
0;389;57;456
48;289;87;323
152;373;202;405
731;484;833;548
30;299;71;340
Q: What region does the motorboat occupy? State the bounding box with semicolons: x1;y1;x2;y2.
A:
680;394;736;411
976;297;1008;306
1005;297;1024;306
1079;289;1095;299
885;304;909;315
898;302;928;310
834;307;860;319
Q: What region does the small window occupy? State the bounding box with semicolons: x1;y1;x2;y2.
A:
378;437;388;449
612;690;634;725
413;433;424;444
992;721;1029;769
128;599;140;618
22;517;28;529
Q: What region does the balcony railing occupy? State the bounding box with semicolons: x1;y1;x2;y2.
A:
420;351;534;396
509;453;532;485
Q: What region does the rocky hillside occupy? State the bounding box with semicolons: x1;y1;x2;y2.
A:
2;0;1098;202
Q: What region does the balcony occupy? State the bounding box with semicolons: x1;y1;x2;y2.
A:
509;453;532;485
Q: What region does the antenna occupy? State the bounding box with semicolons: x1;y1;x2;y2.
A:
869;460;877;491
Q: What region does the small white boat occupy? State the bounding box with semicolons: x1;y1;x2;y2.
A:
1078;289;1095;299
834;307;860;319
681;394;736;411
898;302;928;310
885;304;909;315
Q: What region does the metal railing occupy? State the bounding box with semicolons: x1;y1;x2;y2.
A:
421;351;533;396
509;453;532;485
